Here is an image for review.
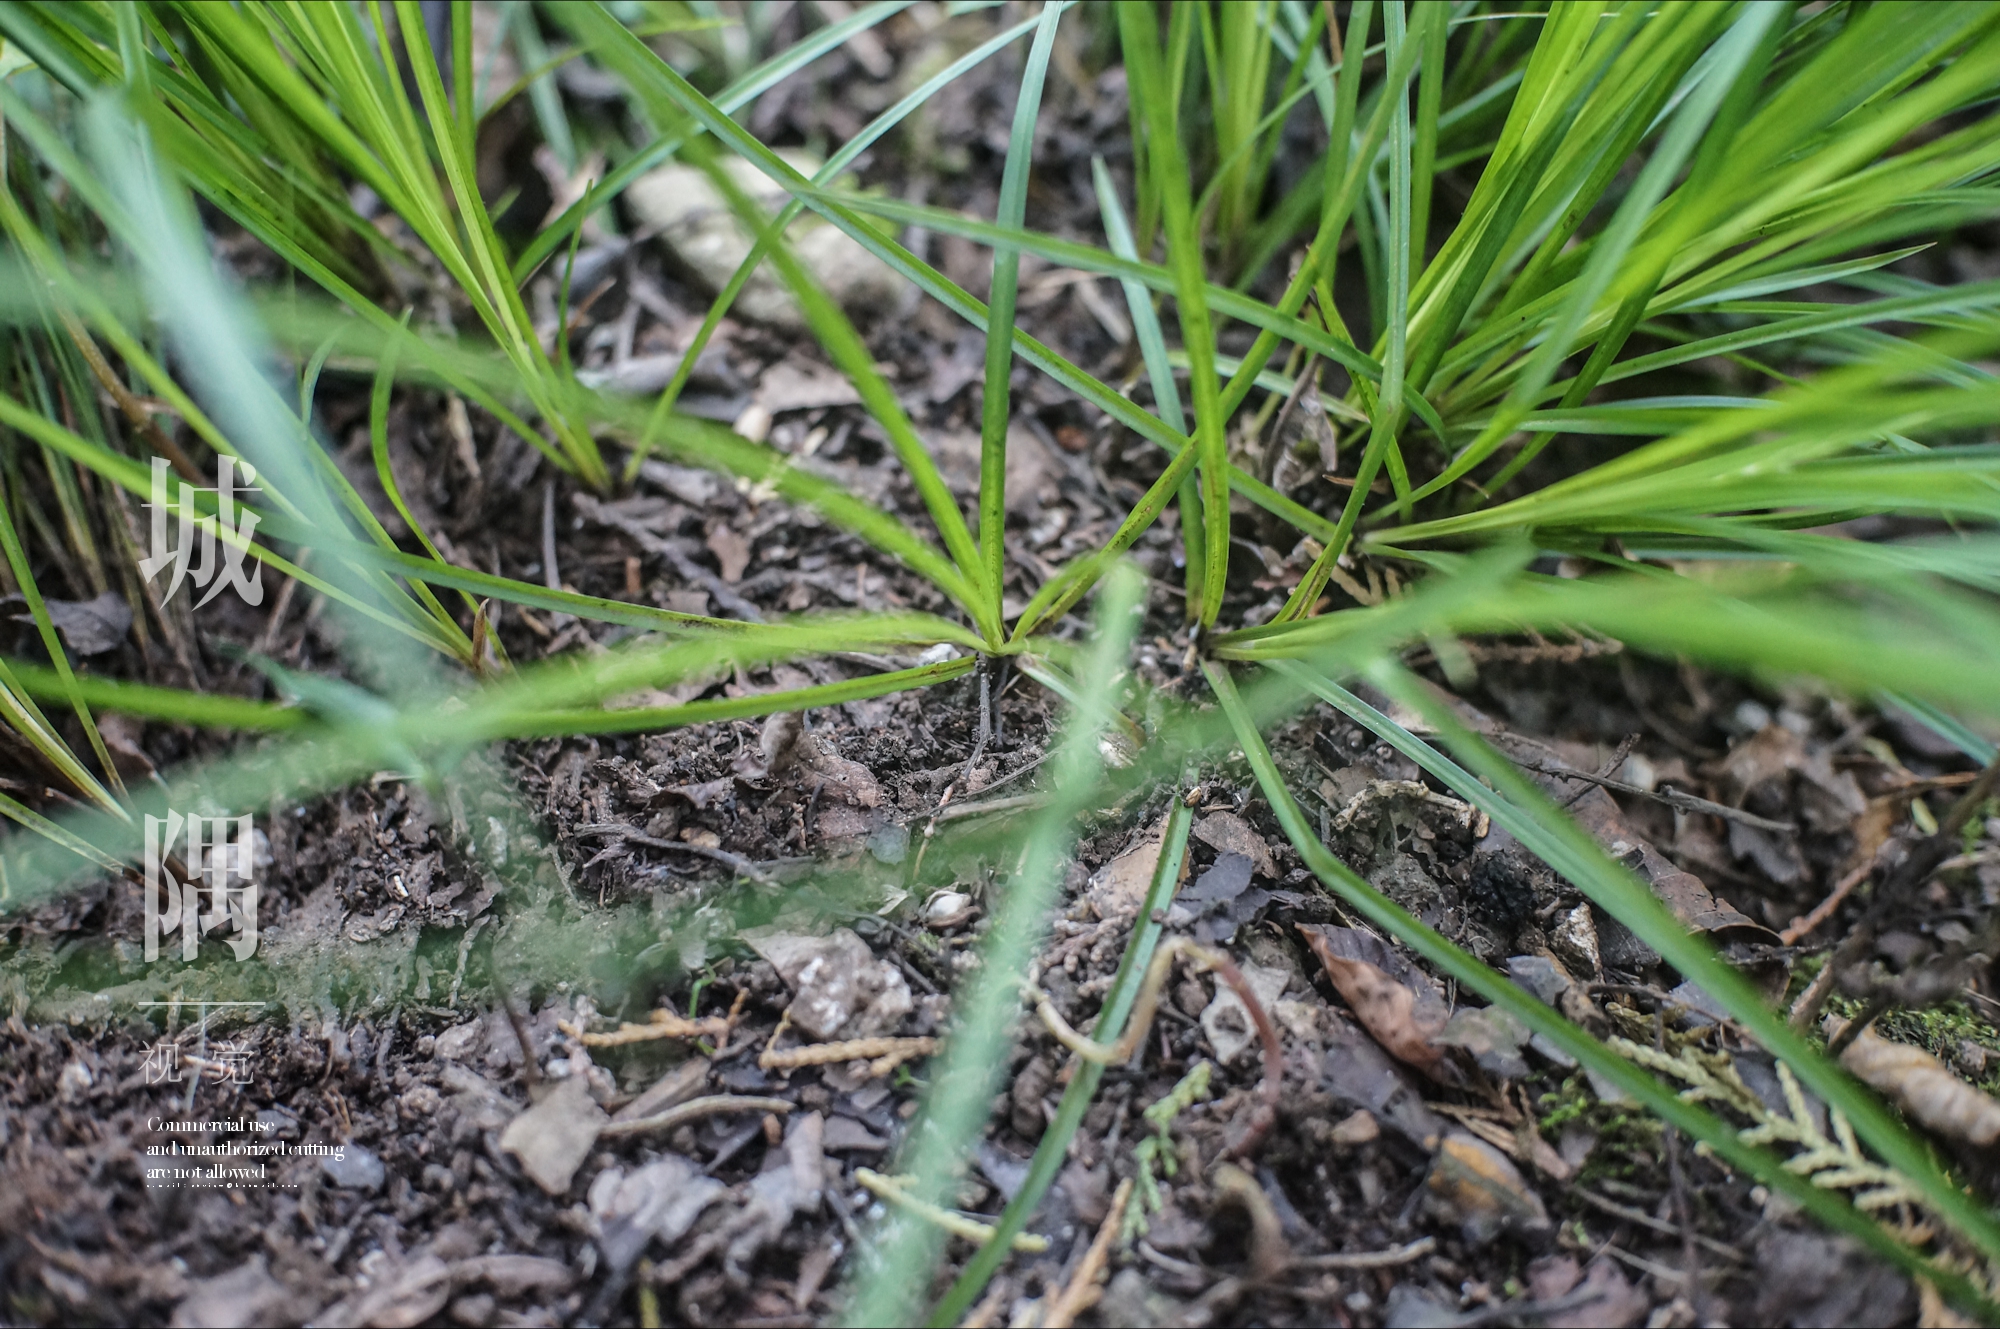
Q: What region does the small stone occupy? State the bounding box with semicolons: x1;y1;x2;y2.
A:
449;1295;495;1328
499;1075;607;1196
924;890;973;929
170;1256;294;1329
319;1144;385;1192
1330;1109;1380;1145
626;150;903;330
1199;961;1289;1066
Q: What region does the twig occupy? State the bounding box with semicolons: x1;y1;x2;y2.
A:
1518;759;1797;833
574;823;785;887
1042;1178;1132;1329
1781;859;1876;945
599;1094;794;1139
61;311;204;482
491;961;541;1091
854;1170;1050;1252
1791;752;2000;1031
1571;1190;1746;1263
559;1010;731;1046
1562;733;1640;810
760;1035;938;1075
1260;353;1322;485
936;792;1049;824
1026;936;1282;1160
1288;1235;1437;1271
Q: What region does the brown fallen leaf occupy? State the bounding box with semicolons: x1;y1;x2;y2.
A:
1828;1017;2000;1149
1194;811;1278;879
1084;820;1169;921
1299;925;1459;1084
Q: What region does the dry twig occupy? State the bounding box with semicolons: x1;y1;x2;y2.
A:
599;1095;795;1139
1042;1178;1133;1329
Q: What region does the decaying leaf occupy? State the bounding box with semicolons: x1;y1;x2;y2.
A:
1436;1004;1531;1079
1299;924;1458;1084
1085;821;1168;922
1829;1018;2000;1150
1193;811;1277;878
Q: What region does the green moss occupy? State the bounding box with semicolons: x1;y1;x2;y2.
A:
1873;1001;2000;1097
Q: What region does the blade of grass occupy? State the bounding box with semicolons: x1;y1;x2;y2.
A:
1118;0;1228;628
513;0;915;282
679;141;990;634
1092;153;1203;621
0;474;126;811
1412;4;1784;504
978;2;1066;608
841;562;1146;1327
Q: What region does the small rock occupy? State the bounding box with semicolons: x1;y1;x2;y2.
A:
1085;824;1167;921
170;1256;295;1329
1329;1109;1379;1145
748;928;913;1041
433;1021;483;1061
448;1295;495;1328
1751;1230;1912;1327
319;1144;385;1192
32;591;132;655
821;1116;889;1153
1098;1270;1183;1327
1435;1004;1532;1078
499;1075;607;1195
1550;903;1601;979
1199;961;1289;1066
1424;1130;1551;1247
57;1060;93;1101
626;150;903;330
866;822;909;864
1542;1258;1648;1329
589;1155;725;1273
924;890;974;929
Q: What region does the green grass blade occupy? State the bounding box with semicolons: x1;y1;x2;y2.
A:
1412;5;1785;504
0;659;305;731
1119;0;1229;628
978;2;1067;608
622;11;1043;481
1093;153;1203;620
513;0;914;281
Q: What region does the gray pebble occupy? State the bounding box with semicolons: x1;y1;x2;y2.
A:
320;1144;385;1191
